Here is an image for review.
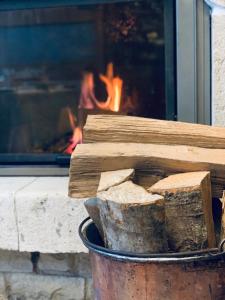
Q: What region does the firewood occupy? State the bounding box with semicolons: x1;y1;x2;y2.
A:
97;181;167;253
220;191;225;244
69;143;225;199
84;115;225;149
85;169;135;238
84;198;103;238
97;169;134;192
149;171;216;251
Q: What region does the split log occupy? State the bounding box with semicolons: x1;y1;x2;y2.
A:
69;143;225;199
84;198;103;238
220;191;225;244
97;181;167;253
149;171;216;251
85;169;135;238
98;169;134;192
84;115;225;149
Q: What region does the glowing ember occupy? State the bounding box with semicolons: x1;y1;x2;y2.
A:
65;126;82;154
66;63;123;154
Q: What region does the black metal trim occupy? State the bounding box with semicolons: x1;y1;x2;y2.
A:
0;154;70;166
79;217;225;262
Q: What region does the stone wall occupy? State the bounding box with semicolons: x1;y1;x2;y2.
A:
0;177;92;299
0;250;92;300
211;0;225;125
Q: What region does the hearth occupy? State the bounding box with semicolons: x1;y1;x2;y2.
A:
0;0;175;170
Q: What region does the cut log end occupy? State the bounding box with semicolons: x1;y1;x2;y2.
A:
149;171;216;251
96;180;167;253
97;168;134;192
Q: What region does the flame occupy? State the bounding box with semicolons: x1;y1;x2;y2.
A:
66;63;123;154
96;63;123;112
64;108;82;154
79;63;123;112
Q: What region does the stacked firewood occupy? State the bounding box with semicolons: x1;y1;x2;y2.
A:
69;115;225;253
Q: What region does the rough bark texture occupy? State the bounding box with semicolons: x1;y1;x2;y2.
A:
84;115;225;148
69;143;225;199
97;181;167;253
97;169;134;192
220;191;225;244
149;171;216;251
84;198;103;238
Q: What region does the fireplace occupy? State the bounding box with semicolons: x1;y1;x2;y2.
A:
0;0;176;172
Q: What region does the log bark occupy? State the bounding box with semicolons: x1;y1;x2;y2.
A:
149;171;216;251
97;181;167;253
220;191;225;244
84;198;104;238
69;143;225;199
85;169;135;239
84;115;225;149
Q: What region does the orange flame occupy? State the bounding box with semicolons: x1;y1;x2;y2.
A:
66;63;123;154
97;63;123;112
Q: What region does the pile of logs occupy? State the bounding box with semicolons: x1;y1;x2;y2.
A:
69;115;225;253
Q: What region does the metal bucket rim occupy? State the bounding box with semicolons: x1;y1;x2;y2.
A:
79;217;225;263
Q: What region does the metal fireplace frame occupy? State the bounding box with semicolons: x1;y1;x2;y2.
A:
0;0;211;174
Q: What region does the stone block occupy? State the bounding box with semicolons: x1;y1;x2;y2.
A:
0;274;7;300
5;273;85;300
0;250;32;273
212;6;225;126
38;253;71;274
0;177;36;251
68;253;91;278
16;177;88;253
85;278;93;300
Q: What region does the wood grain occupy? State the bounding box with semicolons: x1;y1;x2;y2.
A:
97;181;167;253
84;115;225;149
69;143;225;199
149;172;216;251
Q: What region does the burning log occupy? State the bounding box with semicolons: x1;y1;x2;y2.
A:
84;115;225;149
97;181;167;253
149;172;216;251
69;143;225;199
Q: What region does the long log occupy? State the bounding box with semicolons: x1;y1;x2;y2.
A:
84;115;225;149
69;143;225;198
149;171;216;251
97;181;167;253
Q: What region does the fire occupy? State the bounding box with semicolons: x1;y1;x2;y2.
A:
64;108;82;154
65;126;82;154
97;63;123;112
78;63;123;112
66;63;123;154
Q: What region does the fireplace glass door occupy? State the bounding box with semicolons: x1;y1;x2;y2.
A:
0;0;175;165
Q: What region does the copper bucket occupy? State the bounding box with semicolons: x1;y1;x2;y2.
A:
79;217;225;300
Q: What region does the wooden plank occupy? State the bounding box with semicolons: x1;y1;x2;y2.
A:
69;142;225;198
84;115;225;148
149;171;216;251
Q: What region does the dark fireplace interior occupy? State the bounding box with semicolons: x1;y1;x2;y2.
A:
0;0;175;166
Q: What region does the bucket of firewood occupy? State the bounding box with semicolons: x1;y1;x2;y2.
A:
79;217;225;300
